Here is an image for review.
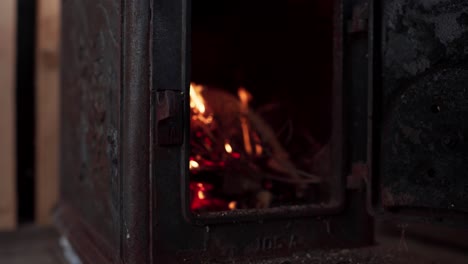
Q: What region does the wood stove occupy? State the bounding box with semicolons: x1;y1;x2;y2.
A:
56;0;468;263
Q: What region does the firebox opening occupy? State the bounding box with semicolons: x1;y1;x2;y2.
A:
190;0;335;213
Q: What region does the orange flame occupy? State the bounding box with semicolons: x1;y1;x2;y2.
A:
197;191;205;199
238;87;252;106
224;142;233;153
238;87;253;155
255;144;263;156
190;83;213;124
190;83;206;113
197;183;206;199
228;201;237;210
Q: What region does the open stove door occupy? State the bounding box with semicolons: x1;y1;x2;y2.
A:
56;0;151;263
373;0;468;232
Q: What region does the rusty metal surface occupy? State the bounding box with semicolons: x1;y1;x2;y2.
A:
56;0;468;262
152;191;373;263
59;0;374;263
120;0;151;263
58;0;151;263
380;0;468;218
60;0;122;252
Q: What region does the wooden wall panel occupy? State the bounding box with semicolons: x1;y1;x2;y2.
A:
0;0;17;230
35;0;60;225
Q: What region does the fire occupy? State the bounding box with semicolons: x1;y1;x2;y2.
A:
196;183;206;199
197;190;205;200
189;160;200;170
190;83;206;114
228;201;237;210
255;144;263;156
189;85;264;212
238;87;253;155
238;87;252;105
224;142;233;153
190;83;213;124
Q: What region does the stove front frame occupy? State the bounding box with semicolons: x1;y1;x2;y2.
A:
151;0;374;262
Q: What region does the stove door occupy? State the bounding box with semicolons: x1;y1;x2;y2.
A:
375;0;468;227
56;0;151;263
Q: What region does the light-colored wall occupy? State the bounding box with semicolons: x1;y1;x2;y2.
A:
36;0;60;225
0;0;17;230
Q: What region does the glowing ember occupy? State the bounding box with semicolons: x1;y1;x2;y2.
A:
196;183;207;200
228;201;237;210
224;142;233;153
190;182;227;212
255;144;263;156
197;190;205;200
238;87;253;155
238;87;252;105
189;160;200;170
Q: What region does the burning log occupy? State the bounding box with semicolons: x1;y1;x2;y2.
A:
189;83;324;212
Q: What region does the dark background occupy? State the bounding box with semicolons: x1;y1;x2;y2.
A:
191;0;334;143
16;0;36;224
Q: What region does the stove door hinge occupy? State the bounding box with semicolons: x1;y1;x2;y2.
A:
156;90;185;146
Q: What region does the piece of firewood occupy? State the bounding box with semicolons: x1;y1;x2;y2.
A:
199;87;322;189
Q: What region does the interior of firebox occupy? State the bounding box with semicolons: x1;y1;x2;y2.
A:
190;0;334;213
